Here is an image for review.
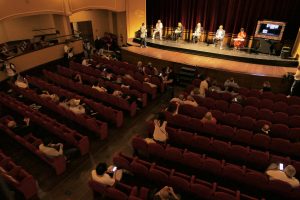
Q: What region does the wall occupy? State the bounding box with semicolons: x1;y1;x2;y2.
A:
0;14;56;42
69;10;109;39
292;28;300;62
69;0;125;12
0;0;64;21
116;12;127;46
126;0;146;39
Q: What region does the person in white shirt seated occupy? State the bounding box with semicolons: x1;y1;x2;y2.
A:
213;25;226;49
224;77;239;92
59;98;85;115
81;57;91;66
92;83;107;93
39;142;63;158
39;91;60;103
15;74;28;89
266;163;300;188
152;20;163;40
91;162;122;186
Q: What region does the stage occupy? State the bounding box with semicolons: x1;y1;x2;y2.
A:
132;38;298;67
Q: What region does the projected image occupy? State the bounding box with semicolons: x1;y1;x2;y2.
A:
255;20;286;40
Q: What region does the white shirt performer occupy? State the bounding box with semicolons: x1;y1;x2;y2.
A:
213;25;226;49
192;23;202;43
152;20;163;40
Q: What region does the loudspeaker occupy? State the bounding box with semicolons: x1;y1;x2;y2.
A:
280;46;291;59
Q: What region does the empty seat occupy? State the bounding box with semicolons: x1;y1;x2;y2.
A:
148;168;169;186
289;128;300;140
287;105;300;116
271;124;289;139
241;106;258;119
190;183;214;199
221;113;239;127
260;92;275;100
130;161;148;177
228;103;243;115
228;145;249;163
164;146;182;162
257;109;273;122
203;98;215;110
215;125;234;139
222;164;246;183
245;171;269;190
267;179;293;197
169;175;190;192
273;93;288;103
182;151;204;170
202;123;217;136
148;143;165;158
273;101;288;113
210;140;230;157
245;97;260;107
270;138;292;155
272;112;289;124
215;100;229;112
287;96;300;106
288;116;300;128
236;116;255;131
247;150;269;169
259;98;274;110
210;109;224;121
252;134;270;150
232;129;253;145
203;158;223;176
212;192;237;200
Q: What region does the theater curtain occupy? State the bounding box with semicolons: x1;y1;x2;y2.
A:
146;0;300;41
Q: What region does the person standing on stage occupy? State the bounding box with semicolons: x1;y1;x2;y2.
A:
290;65;300;97
192;23;202;43
152;20;163;40
174;22;184;40
213;25;226;49
140;23;147;48
234;28;247;50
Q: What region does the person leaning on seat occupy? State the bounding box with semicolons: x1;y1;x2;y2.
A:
91;162;122;186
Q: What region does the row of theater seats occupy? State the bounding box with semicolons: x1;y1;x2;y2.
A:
0;150;37;199
113;153;260;200
131;136;300;199
0;116;66;175
27;76;124;127
167;104;300;141
192;95;300;118
69;61;158;99
11;84;108;140
159;125;300;178
43;70;137;116
57;65;148;107
164;112;300;166
189;79;300;105
88;180;149;200
0;92;89;155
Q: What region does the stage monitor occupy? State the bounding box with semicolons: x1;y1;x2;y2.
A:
254;20;286;41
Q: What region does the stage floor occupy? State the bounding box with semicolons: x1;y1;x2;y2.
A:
132;38;298;67
125;39;296;78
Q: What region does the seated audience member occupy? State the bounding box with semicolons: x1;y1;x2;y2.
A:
39;91;60;102
104;69;114;80
91;162;122;186
5;117;31;136
39;142;63;158
260;124;271;135
15;74;28;89
224;77;239;91
208;80;222;92
266;163;300;188
92;83;107;93
74;73;83;84
144;77;158;88
190;88;200;96
144;62;159;76
81;57;91;66
153;113;168;143
201;112;217;124
183;95;198;107
153;186;180;200
59;99;85;115
232;95;244;105
112;90;123;98
261;81;272;92
137;61;143;73
124;73;134;80
199;76;210;97
161;67;174;85
170;94;185;104
2;60;17;83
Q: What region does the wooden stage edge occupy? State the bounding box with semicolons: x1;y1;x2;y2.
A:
125;39;296;79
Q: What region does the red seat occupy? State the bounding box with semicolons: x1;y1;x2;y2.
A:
195;136;212;152
203;158;224;176
221;92;233;102
269;155;291;166
287;105;300;116
203;97;215;110
190;183;214;199
273;101;288;113
247;150;269;169
106;187;128;199
130;161;148;178
212;191;237;200
238;87;249;96
228;145;249;163
220;113;239;127
210;140;230;157
273;93;288;103
164;146;182;162
215;125;234;139
257;109;273;122
260;92;274;100
291;143;300;158
270;138;292;155
244;171;269;190
232;129;253;145
267;179;293;197
288;96;300;106
236;116;255;131
272;112;289;124
182;151;204;170
259;98;274;110
228;103;243;115
288;116;300;128
245;97;260;107
215;100;229;112
271;124;289;139
289;128;300;140
241;106;258;119
252;134;270;150
148;168;169;186
132;137;148;155
247;89;261;98
222;164;246;183
169;175;190;192
148;143;165;158
202;123;217;136
210;109;224;121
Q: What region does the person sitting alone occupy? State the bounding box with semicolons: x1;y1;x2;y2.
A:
224;77;239;92
208;80;222;93
199;76;210;98
39;142;63;158
153;113;168;143
261;81;272;92
81;57;91;66
201;112;217;124
266;163;300;188
153;186;180;200
260;124;271;135
170;94;185;104
74;73;83;84
15;74;28;89
59;98;85;115
91;162;122;186
144;77;158;88
39;91;60;103
92;83;107;93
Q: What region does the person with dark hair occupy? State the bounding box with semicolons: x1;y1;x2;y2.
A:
261;81;272;92
153;113;168;143
199;76;210;97
140;23;147;48
153;186;180;200
224;77;239;91
266;163;299;187
74;73;82;84
91;162;121;186
290;66;300;97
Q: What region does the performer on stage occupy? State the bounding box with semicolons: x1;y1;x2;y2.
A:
192;23;202;43
140;23;147;48
152;20;163;40
234;28;247;50
213;25;225;49
174;22;184;40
